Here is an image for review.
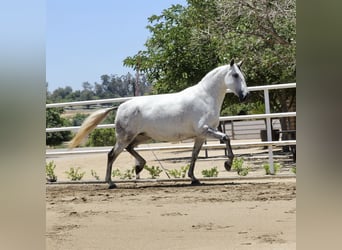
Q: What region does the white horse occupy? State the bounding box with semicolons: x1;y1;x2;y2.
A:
69;59;249;188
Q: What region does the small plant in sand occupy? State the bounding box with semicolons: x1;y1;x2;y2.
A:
232;158;249;176
144;165;163;179
46;161;57;182
111;168;122;178
112;167;135;180
91;169;100;180
65;167;86;181
201;166;219;177
263;162;282;175
167;164;190;178
121;168;135;179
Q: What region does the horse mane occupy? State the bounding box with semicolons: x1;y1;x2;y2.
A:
198;65;229;89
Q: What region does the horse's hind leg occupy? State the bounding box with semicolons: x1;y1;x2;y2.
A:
188;137;205;185
205;126;234;171
106;142;126;189
126;144;146;179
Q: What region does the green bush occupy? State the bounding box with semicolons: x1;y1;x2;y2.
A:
201;167;219;178
91;169;100;180
46;161;57;182
71;113;88;126
111;167;135;180
167;164;190;178
232;158;250;176
46;108;72;146
86;128;116;147
144;165;163;179
263;163;282;175
65;167;86;181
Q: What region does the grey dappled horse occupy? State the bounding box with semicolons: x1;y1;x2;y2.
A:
69;59;249;188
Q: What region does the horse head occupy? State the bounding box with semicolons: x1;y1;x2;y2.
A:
224;59;249;102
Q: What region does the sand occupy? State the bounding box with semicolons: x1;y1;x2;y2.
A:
46;144;296;249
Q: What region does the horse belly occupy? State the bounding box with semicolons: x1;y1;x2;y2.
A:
142;118;196;142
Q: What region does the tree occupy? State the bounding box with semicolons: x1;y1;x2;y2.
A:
46;108;72;146
124;0;296;136
86;128;116;147
124;4;219;94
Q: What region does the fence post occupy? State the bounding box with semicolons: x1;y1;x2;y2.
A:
264;89;274;174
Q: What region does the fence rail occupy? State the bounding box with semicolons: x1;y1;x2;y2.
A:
45;112;295;133
46;83;296;108
46;83;296;174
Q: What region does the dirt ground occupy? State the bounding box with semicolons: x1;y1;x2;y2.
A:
46;144;296;250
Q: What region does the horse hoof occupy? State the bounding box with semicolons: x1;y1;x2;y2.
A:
108;183;117;189
191;179;201;185
224;161;232;171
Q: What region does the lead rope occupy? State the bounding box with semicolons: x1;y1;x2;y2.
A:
148;145;171;179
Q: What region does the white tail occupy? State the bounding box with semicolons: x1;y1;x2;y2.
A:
68;107;116;148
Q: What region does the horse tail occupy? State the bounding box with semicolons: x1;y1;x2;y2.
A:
68;107;117;148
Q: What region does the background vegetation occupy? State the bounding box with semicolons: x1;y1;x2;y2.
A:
46;0;296;147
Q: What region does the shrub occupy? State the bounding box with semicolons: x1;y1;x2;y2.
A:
111;167;135;180
201;167;219;177
291;166;296;174
263;163;282;175
65;167;86;181
91;169;100;180
112;168;122;178
232;158;250;176
46;108;72;146
144;165;163;179
121;168;135;179
167;164;190;178
72;113;88;126
46;161;57;182
86;128;116;147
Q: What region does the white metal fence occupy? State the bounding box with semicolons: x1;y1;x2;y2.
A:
46;83;296;174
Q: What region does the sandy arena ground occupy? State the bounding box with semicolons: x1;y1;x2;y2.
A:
46;144;296;250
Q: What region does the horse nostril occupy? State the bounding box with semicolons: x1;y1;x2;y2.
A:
239;92;249;102
244;92;249;101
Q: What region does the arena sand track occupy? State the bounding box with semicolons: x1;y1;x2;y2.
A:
46;178;296;250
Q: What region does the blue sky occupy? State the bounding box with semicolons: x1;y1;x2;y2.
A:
47;0;188;91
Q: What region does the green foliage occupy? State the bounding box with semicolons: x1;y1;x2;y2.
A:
220;101;265;116
263;163;282;175
121;169;135;179
144;165;163;179
201;167;219;178
46;108;72;146
69;111;117;147
124;0;296;114
91;169;100;180
46;73;151;103
71;113;88;126
291;166;296;174
167;164;190;178
111;168;135;180
111;168;122;178
86;128;116;147
65;167;86;181
46;161;57;182
232;158;250;176
124;4;219;94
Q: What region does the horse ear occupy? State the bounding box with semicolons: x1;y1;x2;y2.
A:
237;60;244;68
230;59;234;67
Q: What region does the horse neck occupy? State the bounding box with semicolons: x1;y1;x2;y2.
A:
198;66;228;108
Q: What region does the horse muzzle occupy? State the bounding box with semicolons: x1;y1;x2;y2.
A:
239;92;249;102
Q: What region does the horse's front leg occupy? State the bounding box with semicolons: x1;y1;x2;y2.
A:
188;137;205;185
205;126;234;171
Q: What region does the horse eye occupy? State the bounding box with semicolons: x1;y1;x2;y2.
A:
232;73;239;78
